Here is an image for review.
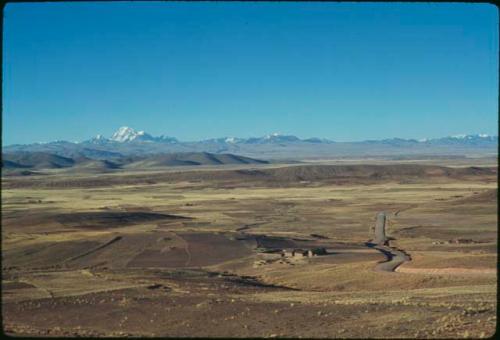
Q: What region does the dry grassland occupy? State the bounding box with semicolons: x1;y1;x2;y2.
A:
1;162;497;337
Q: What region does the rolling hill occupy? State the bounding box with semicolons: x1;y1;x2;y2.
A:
2;151;268;171
125;152;268;168
2;152;75;169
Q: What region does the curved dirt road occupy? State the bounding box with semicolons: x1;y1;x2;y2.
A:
367;212;411;272
371;244;411;272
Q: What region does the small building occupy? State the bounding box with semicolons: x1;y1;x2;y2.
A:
282;250;294;257
282;247;328;258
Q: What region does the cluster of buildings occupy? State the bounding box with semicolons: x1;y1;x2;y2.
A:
281;247;327;258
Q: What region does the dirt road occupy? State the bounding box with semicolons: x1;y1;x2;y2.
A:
373;212;388;245
368;212;411;272
372;245;411;272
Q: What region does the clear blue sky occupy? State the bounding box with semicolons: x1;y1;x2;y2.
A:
3;2;498;145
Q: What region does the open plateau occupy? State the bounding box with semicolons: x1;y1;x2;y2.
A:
1;128;498;338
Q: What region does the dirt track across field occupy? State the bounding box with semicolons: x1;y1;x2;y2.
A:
367;212;411;272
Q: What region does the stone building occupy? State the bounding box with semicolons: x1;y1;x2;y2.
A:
281;247;327;258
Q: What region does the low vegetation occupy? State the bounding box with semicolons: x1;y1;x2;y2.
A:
2;160;497;337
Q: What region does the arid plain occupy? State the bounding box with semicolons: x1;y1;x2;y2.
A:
2;158;497;338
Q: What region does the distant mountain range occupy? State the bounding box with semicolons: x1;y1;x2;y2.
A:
84;127;332;145
3;126;498;161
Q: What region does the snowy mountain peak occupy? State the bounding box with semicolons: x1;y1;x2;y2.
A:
446;134;496;141
111;126;140;142
86;134;110;144
106;127;178;144
265;132;281;139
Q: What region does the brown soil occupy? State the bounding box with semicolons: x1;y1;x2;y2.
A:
56;211;190;229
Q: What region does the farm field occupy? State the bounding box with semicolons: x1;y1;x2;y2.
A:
1;160;497;338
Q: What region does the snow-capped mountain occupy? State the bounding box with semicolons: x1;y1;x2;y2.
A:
424;134;498;146
110;127;153;142
199;133;317;145
87;134;109;145
225;137;241;144
84;127;178;144
359;134;498;146
201;137;245;144
243;133;303;144
155;135;179;144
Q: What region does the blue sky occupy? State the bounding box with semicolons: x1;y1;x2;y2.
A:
3;2;498;145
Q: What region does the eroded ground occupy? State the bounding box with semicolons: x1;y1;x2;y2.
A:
1;162;497;338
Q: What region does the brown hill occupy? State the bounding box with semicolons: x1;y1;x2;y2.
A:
2;152;75;169
2;151;268;171
72;159;122;171
256;164;496;182
125;152;268;168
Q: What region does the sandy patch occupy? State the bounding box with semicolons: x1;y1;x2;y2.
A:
396;266;496;275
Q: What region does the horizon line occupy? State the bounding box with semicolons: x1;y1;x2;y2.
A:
3;130;498;147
